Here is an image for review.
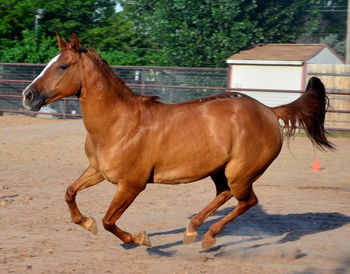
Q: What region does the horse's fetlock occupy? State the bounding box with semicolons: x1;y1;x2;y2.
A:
71;214;86;225
208;224;221;237
123;234;134;244
249;196;258;207
72;217;82;225
190;215;202;229
248;192;258;207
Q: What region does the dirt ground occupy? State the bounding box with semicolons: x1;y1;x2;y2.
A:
0;113;349;274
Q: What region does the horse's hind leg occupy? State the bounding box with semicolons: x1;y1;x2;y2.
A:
201;162;262;249
201;186;258;249
65;166;104;233
183;169;233;244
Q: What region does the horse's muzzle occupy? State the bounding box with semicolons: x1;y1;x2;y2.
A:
22;89;46;112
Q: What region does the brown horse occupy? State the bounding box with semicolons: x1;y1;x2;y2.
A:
22;34;333;250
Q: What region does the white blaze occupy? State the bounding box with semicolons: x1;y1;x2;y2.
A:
22;54;61;109
22;54;61;95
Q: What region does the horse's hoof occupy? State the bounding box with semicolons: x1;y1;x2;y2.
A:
183;228;198;244
84;217;98;234
201;237;216;250
134;231;152;247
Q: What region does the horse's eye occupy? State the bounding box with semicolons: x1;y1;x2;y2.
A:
58;64;69;70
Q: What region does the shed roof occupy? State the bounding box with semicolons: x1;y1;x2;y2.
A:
226;43;342;65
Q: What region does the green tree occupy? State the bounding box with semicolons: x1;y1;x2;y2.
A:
316;0;347;41
0;0;34;47
0;0;118;45
295;0;347;58
0;0;167;65
34;0;118;44
2;0;345;66
128;0;323;67
316;0;347;58
0;30;58;63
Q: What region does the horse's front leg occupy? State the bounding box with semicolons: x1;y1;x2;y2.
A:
65;166;104;233
102;184;151;247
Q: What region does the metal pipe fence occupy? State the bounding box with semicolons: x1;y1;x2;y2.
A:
0;62;349;131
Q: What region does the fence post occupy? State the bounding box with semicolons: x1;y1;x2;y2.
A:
63;98;67;119
141;69;145;95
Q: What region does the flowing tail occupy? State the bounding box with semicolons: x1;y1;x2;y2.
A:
272;77;334;150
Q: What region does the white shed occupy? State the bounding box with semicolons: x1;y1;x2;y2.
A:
226;44;344;106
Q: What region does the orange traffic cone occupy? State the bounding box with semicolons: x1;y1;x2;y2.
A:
312;158;321;171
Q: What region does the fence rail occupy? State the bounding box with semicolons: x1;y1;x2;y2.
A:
1;63;349;131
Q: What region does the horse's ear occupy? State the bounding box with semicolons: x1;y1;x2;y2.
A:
70;33;81;52
56;33;68;51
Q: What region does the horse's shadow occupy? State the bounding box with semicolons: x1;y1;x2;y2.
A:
125;205;350;257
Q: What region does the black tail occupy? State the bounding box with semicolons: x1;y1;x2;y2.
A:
272;77;334;150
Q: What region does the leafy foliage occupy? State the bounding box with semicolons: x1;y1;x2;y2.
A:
0;0;347;66
130;0;323;67
315;0;347;58
0;30;58;63
0;0;34;47
320;34;346;59
100;49;169;66
0;0;164;64
316;0;347;41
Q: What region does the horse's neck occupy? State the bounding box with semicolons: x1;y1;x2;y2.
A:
79;59;136;134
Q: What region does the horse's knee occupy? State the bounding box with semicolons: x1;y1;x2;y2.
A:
65;186;76;203
102;217;114;231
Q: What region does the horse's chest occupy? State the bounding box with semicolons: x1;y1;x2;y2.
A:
87;141;150;184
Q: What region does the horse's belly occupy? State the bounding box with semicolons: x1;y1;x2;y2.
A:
153;153;227;184
153;168;215;184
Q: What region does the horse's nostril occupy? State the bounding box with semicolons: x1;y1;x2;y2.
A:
22;88;44;111
27;91;33;101
26;90;34;102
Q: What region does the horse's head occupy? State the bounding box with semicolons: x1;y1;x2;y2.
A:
22;34;83;111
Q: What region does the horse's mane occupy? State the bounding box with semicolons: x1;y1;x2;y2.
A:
83;48;125;83
82;48;158;102
81;49;244;105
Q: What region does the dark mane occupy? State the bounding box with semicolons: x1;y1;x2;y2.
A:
180;92;246;105
82;48;160;102
84;49;123;81
81;49;247;105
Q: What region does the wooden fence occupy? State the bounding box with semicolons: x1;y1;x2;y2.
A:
308;64;350;131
